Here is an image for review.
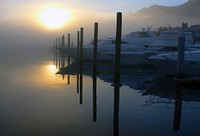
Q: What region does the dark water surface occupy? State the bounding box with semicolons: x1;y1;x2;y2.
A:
0;47;200;136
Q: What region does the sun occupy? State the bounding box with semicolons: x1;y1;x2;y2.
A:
39;6;71;29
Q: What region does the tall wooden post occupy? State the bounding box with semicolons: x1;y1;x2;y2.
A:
55;38;58;68
113;12;122;136
79;27;84;104
77;31;80;62
53;39;55;65
76;31;80;94
67;33;71;84
80;28;84;66
62;35;65;48
93;22;98;73
59;37;61;69
67;33;71;64
92;23;98;122
114;12;122;85
62;35;65;68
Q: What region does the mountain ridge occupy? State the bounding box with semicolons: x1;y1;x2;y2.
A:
135;0;200;19
123;0;200;30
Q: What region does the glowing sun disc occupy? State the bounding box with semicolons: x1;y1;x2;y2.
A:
39;6;71;29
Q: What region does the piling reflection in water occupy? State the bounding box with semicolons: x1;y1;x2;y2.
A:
55;59;200;135
54;34;200;135
143;77;200;132
113;82;120;136
92;67;97;122
173;88;182;132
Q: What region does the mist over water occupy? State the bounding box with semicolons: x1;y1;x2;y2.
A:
1;1;200;135
0;42;200;136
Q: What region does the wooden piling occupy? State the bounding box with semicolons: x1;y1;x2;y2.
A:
56;38;58;68
53;39;55;65
59;37;61;69
76;31;80;94
114;12;122;85
62;35;65;48
77;31;80;62
67;33;71;65
62;35;65;68
67;33;71;84
112;12;122;136
177;35;185;79
93;23;98;73
92;23;98;122
79;27;84;104
80;28;84;66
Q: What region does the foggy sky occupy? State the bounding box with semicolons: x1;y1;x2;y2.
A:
0;0;190;49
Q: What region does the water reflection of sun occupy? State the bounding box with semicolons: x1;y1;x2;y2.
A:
46;64;71;85
28;63;76;87
48;64;57;75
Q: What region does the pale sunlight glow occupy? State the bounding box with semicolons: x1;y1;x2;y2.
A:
48;64;56;72
39;6;71;29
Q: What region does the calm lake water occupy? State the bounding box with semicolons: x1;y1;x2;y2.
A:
0;47;200;136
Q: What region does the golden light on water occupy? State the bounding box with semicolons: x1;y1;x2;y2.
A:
29;63;73;86
48;64;57;73
38;5;71;29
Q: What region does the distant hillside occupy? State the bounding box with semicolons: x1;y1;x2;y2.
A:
123;0;200;32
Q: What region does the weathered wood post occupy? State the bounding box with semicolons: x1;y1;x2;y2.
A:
55;38;58;68
177;34;185;79
80;28;84;66
113;12;122;136
61;35;65;68
59;37;61;69
67;33;71;65
67;33;71;84
77;31;80;62
53;39;56;65
76;31;80;94
92;23;98;122
114;12;122;85
93;22;98;73
79;27;84;104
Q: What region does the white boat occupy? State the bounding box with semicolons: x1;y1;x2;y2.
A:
62;30;194;65
110;31;195;65
145;31;194;51
63;29;158;64
147;50;200;76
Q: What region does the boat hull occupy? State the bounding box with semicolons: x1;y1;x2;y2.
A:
62;47;150;65
148;51;200;76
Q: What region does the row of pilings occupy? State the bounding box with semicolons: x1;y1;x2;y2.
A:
52;12;188;134
53;12;122;85
53;12;122;136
